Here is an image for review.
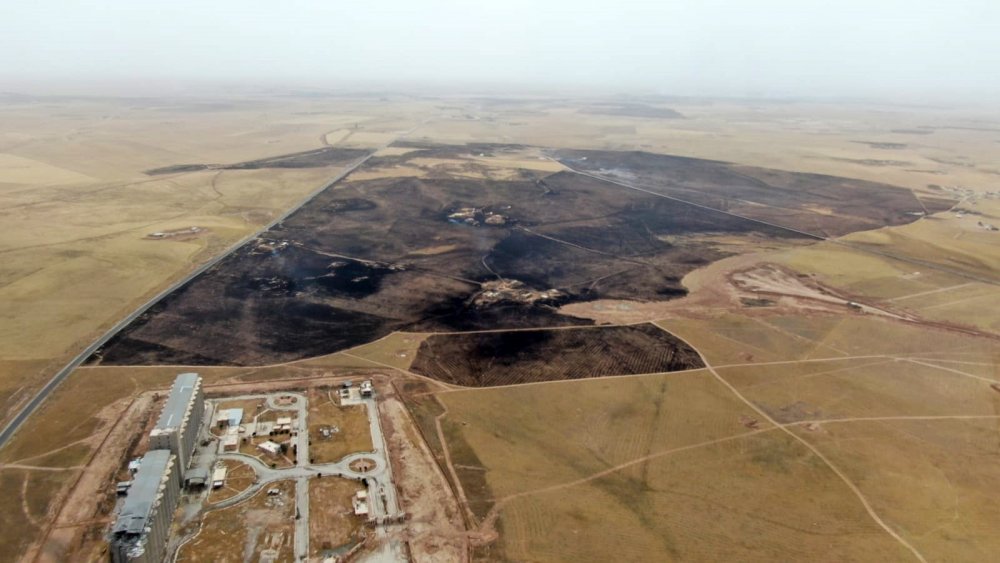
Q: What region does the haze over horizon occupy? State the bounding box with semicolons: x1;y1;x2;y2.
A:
2;0;999;104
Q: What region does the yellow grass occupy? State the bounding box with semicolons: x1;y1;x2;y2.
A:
720;357;1000;422
344;332;428;371
307;388;373;464
179;479;296;563
794;418;1000;561
0;153;96;185
436;369;761;501
497;432;911;562
206;459;256;504
308;477;367;557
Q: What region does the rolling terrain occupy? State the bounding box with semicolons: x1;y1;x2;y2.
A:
2;93;999;562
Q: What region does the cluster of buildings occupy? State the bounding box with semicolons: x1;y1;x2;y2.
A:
110;373;204;563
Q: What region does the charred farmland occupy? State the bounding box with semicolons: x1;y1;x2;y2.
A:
93;143;934;370
410;324;705;387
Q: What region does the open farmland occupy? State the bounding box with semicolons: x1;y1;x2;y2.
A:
0;93;431;430
410;324;704;386
3;93;1000;563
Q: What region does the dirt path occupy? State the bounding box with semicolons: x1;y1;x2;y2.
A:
380;392;468;562
433;402;474;526
689;343;929;562
0;464;84;472
887;283;976;302
905;359;999;384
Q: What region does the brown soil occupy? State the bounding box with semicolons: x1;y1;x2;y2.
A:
379;384;468;562
28;393;154;563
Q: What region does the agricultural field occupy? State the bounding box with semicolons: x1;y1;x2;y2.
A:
91;136;938;367
0;94;431;430
3;92;1000;563
410;324;704;387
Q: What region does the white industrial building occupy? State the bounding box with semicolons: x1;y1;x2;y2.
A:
148;373;204;478
109;450;181;563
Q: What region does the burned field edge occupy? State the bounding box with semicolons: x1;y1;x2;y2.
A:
553;148;958;237
92;142;935;371
409;323;706;387
144;146;369;175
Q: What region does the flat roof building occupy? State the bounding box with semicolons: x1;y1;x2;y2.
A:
149;373;204;478
220;434;239;453
258;440;282;456
212;465;228;489
214;407;243;428
109;450;181;563
185;467;209;489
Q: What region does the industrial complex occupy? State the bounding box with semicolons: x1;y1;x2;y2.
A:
148;372;203;478
109;373;202;562
104;374;402;562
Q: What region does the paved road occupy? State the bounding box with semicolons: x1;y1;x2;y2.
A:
0;130;416;449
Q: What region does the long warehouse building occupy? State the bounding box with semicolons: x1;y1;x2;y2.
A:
148;372;204;477
109;450;181;563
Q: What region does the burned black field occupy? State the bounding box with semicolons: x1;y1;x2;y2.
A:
93;143;935;371
410;324;704;386
555;149;956;236
144;146;368;175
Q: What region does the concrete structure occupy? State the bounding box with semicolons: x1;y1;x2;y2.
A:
109;450;181;563
360;381;374;398
258;440;282;456
353;490;370;516
214;407;243;429
212;465;228;489
185;467;209;489
148;373;204;478
220;433;239;453
274;416;293;433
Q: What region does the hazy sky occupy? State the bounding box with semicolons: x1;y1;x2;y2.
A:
3;0;999;101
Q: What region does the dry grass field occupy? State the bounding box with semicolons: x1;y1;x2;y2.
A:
0;94;430;429
3;93;1000;562
178;479;296;563
308;477;368;558
207;459;257;504
307;387;373;464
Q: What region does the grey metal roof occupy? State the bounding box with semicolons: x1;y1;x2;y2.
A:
155;372;200;430
112;450;173;535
